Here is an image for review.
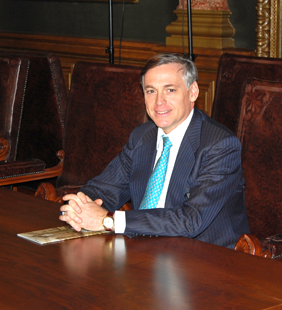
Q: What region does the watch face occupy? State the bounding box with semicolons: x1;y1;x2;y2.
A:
103;217;114;229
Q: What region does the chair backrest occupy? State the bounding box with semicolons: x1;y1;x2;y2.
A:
212;53;282;134
15;53;68;168
236;77;282;240
57;62;146;188
0;56;29;162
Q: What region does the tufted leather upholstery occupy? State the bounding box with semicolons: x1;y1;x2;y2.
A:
0;52;68;186
36;62;147;202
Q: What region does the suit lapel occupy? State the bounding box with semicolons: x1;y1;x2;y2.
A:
165;109;203;208
141;124;158;171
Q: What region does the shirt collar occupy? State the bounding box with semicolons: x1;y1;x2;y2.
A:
156;108;194;150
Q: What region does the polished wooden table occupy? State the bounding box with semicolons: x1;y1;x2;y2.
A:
1;188;282;310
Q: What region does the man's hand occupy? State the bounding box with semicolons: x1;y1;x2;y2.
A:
59;192;107;232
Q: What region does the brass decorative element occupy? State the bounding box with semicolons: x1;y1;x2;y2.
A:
256;0;271;57
166;9;235;49
256;0;281;57
177;0;229;10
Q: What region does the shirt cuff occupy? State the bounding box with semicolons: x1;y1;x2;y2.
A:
114;211;126;233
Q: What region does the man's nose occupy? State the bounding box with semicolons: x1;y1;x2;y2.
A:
156;92;166;105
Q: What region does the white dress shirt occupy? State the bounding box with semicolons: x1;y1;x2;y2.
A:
115;109;194;233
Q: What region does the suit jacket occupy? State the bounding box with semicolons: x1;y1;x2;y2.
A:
81;108;250;248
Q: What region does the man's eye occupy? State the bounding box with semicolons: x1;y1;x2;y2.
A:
146;89;155;94
168;88;175;93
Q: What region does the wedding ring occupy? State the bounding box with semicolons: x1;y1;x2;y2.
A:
60;211;66;216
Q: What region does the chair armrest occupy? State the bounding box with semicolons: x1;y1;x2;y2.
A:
0;159;46;178
0;150;64;186
235;234;271;258
35;181;81;204
35;182;62;202
0;137;9;161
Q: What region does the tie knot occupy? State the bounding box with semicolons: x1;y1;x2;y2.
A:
162;136;172;151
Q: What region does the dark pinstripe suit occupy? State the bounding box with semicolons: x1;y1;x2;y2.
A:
81;108;250;248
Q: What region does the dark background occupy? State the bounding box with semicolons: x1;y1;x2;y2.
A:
0;0;257;49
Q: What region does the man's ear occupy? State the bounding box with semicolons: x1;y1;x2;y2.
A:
189;81;199;102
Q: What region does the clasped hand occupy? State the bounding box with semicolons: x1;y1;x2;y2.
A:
59;192;107;231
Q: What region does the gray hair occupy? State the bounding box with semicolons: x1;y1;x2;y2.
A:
141;53;198;91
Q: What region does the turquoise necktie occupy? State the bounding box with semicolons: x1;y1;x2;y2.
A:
139;136;172;209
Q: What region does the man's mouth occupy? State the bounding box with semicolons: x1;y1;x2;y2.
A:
156;110;171;115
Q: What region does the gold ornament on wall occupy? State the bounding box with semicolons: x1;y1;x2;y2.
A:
256;0;281;57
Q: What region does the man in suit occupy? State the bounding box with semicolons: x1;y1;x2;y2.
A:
60;53;250;249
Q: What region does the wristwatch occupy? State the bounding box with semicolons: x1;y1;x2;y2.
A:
102;211;115;231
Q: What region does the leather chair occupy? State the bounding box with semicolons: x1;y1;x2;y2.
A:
212;53;282;134
0;52;68;186
35;62;147;204
212;54;282;257
0;56;30;162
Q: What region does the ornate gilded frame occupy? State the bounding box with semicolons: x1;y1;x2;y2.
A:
256;0;281;57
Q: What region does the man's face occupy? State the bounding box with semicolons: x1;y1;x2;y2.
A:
144;63;199;134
